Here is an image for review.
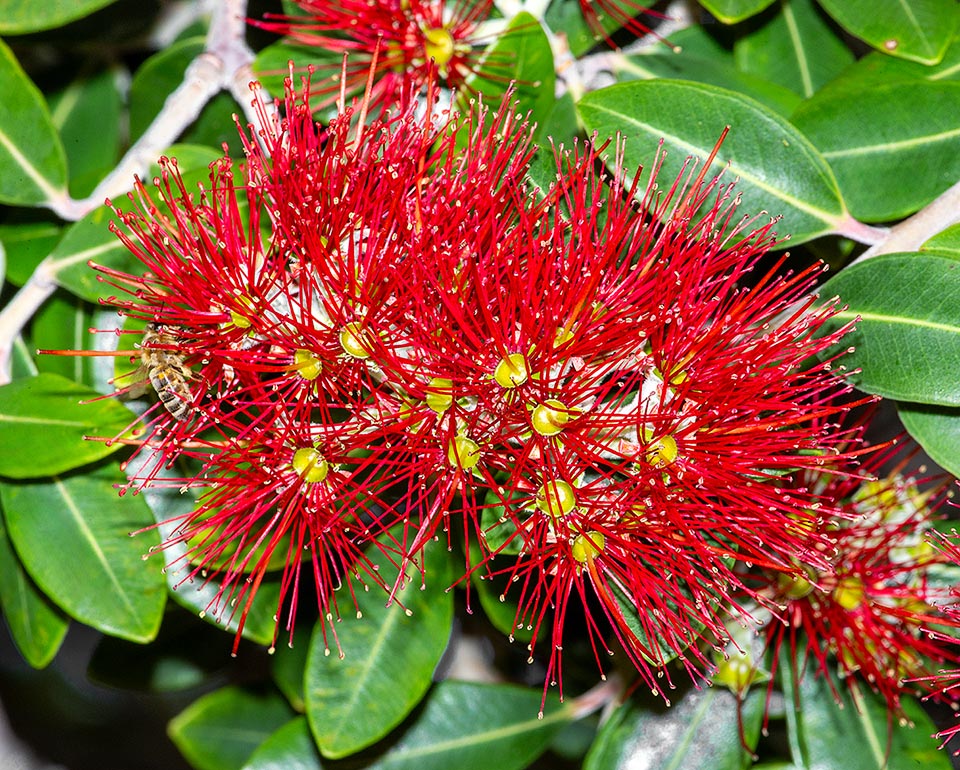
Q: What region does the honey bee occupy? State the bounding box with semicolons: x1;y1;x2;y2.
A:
137;323;195;421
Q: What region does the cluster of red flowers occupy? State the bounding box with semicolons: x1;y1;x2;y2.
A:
73;28;960;717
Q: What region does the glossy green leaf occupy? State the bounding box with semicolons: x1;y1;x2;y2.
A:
49;67;122;198
466;13;555;129
585;687;764;769
361;681;572;770
0;220;61;286
615;52;801;116
242;718;323;770
0;38;68;205
271;624;311;712
0;464;165;642
699;0;776;23
169;686;295;770
577;80;847;243
0;0;119;33
0;373;139;477
0;508;69;668
9;337;39;381
304;541;453;758
734;0;854;97
782;655;950;769
792;81;960;221
898;402;960;477
253;42;341;101
818;253;960;406
33;292;95;385
815;0;957;64
922;222;960;256
545;0;652;57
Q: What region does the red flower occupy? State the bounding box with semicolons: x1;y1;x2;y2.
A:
253;0;495;111
759;446;960;714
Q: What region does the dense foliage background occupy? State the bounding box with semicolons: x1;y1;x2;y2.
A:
2;0;960;769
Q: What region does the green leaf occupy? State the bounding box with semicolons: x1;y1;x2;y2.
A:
32;292;95;385
818;253;960;406
49;67;122;198
898;402;960;477
242;718;323;770
169;686;295;770
253;42;342;100
545;0;650;57
585;687;764;769
922;222;960;256
614;52;801;116
782;654;950;769
0;0;119;33
0;220;61;286
698;0;777;24
577;80;847;244
791;81;960;221
734;0;854;97
0;507;69;668
0;38;68;205
0;464;165;643
360;681;572;770
271;624;311;712
815;0;957;64
0;373;139;477
304;541;454;758
466;13;555;129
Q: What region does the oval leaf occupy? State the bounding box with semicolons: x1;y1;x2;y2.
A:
0;464;165;642
169;686;295;770
922;222;960;257
734;0;854;97
815;0;957;64
0;0;119;33
792;81;960;221
0;39;67;205
818;253;960;406
242;718;323;770
698;0;776;24
585;687;764;770
0;373;139;478
304;542;454;758
898;402;960;477
0;507;69;668
361;681;572;770
577;80;847;244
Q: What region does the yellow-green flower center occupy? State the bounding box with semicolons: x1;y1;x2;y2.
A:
531;399;576;436
339;321;373;359
571;531;604;563
447;435;481;470
292;447;329;483
644;433;678;468
493;353;528;388
535;479;576;519
294;349;322;380
832;576;864;610
423;26;455;67
425;377;453;413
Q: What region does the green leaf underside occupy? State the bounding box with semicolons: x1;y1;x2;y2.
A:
782;653;950;769
792;81;960;221
0;0;119;33
585;686;765;770
242;718;323;770
0;373;139;477
698;0;777;24
898;402;960;477
304;541;454;758
815;0;957;64
361;681;571;770
819;253;960;406
0;39;68;205
733;0;854;97
577;80;846;244
0;509;69;668
0;465;165;642
169;686;295;770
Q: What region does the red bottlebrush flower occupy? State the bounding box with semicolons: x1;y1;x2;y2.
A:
252;0;495;111
759;445;960;715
